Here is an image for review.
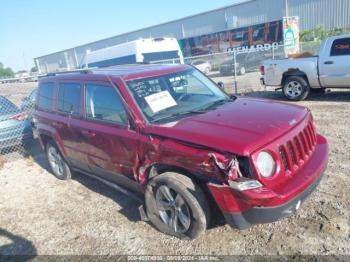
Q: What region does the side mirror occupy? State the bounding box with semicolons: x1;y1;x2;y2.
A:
217;81;225;90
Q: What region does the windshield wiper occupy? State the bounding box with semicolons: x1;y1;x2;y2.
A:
200;97;235;111
152;109;206;123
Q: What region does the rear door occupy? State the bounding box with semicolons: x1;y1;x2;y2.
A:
55;82;88;171
319;37;350;87
79;81;142;193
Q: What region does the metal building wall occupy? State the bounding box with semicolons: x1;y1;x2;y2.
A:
35;0;350;73
288;0;350;30
225;0;285;28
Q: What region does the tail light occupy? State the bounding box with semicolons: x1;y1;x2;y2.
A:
259;65;265;75
10;113;27;121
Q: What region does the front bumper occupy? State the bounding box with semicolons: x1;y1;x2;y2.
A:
208;134;328;229
223;171;323;229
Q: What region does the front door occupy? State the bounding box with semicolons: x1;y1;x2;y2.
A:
79;82;142;193
319;37;350;87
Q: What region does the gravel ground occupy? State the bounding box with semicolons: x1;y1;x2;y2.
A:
0;81;349;257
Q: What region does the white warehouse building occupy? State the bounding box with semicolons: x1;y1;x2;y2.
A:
35;0;350;73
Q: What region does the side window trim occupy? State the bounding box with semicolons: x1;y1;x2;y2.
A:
83;82;129;127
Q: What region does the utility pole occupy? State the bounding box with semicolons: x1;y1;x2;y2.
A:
22;52;28;73
285;0;289;17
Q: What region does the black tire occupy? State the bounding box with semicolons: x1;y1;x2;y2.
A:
145;172;210;239
283;76;310;101
46;140;71;180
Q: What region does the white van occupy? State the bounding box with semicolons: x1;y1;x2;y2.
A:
81;38;184;68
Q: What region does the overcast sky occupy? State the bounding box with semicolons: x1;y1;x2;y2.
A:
0;0;243;71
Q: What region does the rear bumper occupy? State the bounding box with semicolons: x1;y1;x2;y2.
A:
208;134;328;229
0;134;33;150
0;124;33;150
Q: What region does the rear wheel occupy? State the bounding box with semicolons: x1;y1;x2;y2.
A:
46;141;71;180
283;76;310;101
145;172;210;239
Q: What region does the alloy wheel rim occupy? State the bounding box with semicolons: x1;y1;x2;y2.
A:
286;81;303;98
48;147;64;177
155;185;191;234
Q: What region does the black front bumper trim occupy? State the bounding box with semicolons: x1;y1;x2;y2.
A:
224;173;323;229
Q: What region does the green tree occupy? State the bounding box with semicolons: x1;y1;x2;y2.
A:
30;66;38;73
300;26;344;42
0;62;14;78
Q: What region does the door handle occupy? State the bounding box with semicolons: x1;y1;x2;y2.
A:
52;121;63;128
81;129;96;137
324;61;334;64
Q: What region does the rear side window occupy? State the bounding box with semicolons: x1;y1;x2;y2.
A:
330;38;350;56
58;83;81;115
37;82;55;111
85;84;127;125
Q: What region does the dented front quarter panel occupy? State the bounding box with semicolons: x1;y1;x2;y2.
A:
133;133;240;188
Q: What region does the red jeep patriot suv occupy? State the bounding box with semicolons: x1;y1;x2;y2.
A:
33;64;328;239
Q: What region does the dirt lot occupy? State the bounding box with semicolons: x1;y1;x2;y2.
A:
0;80;349;256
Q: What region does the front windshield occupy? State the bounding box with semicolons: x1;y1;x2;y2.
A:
127;69;229;123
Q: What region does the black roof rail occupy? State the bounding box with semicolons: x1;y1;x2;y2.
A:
40;69;92;77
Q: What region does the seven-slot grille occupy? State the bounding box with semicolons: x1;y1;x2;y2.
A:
279;121;317;172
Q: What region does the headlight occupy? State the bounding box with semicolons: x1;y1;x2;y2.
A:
256;151;276;178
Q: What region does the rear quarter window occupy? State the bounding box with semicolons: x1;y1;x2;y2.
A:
330;38;350;56
58;83;81;115
37;82;55;111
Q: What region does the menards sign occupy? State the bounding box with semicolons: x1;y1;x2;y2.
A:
226;16;300;56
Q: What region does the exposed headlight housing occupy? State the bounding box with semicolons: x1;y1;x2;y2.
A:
228;178;263;191
256;151;276;178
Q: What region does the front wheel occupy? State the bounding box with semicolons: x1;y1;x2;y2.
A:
145;172;210;239
283;76;310;101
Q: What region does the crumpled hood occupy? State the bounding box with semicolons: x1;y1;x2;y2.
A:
144;97;309;156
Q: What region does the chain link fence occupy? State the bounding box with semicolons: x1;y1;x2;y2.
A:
151;41;324;94
0;82;37;165
151;44;287;94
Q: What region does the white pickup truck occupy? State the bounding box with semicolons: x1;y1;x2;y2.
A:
260;35;350;100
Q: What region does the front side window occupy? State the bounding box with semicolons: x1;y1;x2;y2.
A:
37;82;54;111
58;83;81;115
127;69;228;123
85;84;128;125
330;38;350;56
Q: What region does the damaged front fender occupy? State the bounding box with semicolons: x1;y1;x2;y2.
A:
133;135;247;188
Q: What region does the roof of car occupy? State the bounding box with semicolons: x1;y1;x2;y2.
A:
41;64;191;82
